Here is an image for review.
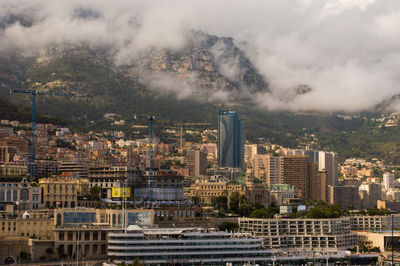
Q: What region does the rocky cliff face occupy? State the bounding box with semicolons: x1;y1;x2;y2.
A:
1;31;269;104
118;31;269;101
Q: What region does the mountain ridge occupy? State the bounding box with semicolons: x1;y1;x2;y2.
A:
1;32;400;164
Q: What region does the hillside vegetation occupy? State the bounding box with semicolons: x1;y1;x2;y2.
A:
0;38;399;164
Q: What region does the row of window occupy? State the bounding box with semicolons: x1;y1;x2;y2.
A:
0;183;23;187
0;189;29;201
58;243;107;257
59;231;107;241
46;184;75;191
46;195;75;200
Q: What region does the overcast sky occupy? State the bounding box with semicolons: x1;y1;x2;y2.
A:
1;0;400;112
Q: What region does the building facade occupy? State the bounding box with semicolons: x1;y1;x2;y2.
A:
328;185;361;209
132;170;184;201
218;110;244;169
53;208;154;260
89;165;134;199
58;162;89;179
0;176;42;210
239;217;357;251
108;225;275;265
0;210;53;240
280;155;316;200
0;164;27;176
252;154;280;184
383;172;395;191
359;183;382;209
39;175;89;208
187;150;208;177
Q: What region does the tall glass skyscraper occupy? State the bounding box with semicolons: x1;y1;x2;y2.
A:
218;110;244;169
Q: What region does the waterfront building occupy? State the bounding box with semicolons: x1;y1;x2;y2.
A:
350;215;400;231
0;210;53;240
54;208;154;260
239;217;357;251
107;225;275;265
357;231;400;252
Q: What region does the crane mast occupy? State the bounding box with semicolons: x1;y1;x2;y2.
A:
9;89;85;178
134;115;155;201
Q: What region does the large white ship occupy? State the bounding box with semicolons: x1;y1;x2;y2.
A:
107;225;276;265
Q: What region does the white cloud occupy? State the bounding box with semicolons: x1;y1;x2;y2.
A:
1;0;400;112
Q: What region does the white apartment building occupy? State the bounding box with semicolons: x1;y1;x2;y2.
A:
383;172;395;190
350;215;400;231
239;217;357;251
252;154;281;184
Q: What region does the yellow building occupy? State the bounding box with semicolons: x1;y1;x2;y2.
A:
0;210;54;240
189;180;227;205
189;180;260;205
0;164;27;176
53;208;154;260
39;174;89;208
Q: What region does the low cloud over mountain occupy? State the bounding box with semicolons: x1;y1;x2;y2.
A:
1;0;400;112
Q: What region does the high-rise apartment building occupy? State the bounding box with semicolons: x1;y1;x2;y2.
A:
310;171;328;202
328;185;361;209
318;151;338;186
252;154;280;184
187;150;208;177
280;155;316;200
218;110;244;169
244;144;266;164
304;150;338;186
251;155;320;201
359;183;382;209
383;172;395;190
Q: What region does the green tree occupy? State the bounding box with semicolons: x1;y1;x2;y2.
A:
160;160;172;169
192;196;200;206
87;185;101;200
218;221;238;232
212;195;228;212
250;208;268;218
238;202;254;217
229;192;241;213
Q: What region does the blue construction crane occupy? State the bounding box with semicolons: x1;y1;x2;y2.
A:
134;115;156;201
9;89;85;178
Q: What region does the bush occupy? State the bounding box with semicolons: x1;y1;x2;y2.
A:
218;222;238;232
